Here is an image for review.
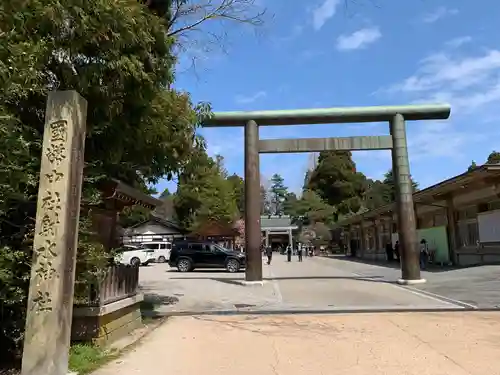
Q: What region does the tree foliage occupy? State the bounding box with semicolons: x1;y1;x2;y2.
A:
227;173;245;216
269;173;288;215
468;160;478;171
174;149;238;230
153;188;176;220
487;151;500;164
285;190;335;226
0;0;206;362
307;151;366;216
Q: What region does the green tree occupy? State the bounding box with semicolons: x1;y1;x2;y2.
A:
153;188;176;220
468;160;478;172
287;190;335;225
0;0;204;362
362;170;418;210
227;174;245;216
307;151;366;215
379;169;419;203
487;151;500;164
269;173;288;215
283;192;298;216
174;148;238;230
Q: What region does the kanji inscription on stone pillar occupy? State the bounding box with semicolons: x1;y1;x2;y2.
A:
21;91;87;375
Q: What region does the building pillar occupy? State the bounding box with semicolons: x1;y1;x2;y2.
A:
288;228;293;250
390;114;423;284
265;230;269;247
359;222;366;258
244;119;262;281
373;219;381;259
347;225;353;256
446;195;459;265
22;91;87;375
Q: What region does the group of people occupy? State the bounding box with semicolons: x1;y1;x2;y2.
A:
262;244;313;265
385;239;430;269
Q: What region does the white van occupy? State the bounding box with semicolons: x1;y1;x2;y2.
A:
142;241;172;263
115;245;156;267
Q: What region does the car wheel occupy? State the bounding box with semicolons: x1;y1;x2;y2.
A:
177;258;192;272
130;257;141;267
226;258;240;273
158;256;166;263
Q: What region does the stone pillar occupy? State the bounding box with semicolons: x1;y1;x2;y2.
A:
244;120;262;281
390;114;423;284
288;228;293;250
445;195;459;265
265;230;269;247
21;91;87;375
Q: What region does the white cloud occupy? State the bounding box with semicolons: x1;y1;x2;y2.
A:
385;49;500;113
422;6;458;23
234;90;267;104
407;121;484;161
312;0;341;30
336;27;381;51
377;43;500;166
445;36;472;49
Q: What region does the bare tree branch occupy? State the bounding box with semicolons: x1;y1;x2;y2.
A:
167;0;266;38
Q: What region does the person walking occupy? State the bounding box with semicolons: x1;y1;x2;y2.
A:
394;240;400;262
420;239;429;270
297;246;303;262
385;242;394;262
286;244;292;262
266;245;273;265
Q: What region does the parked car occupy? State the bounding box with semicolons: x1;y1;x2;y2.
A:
114;244;156;267
141;241;172;263
169;240;246;273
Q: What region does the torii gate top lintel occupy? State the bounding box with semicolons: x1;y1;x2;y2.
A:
202;103;451;127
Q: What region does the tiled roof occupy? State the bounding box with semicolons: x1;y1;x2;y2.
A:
261;215;294;229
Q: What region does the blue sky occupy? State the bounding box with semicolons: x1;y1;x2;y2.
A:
156;0;500;195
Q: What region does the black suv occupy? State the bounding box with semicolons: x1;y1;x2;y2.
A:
169;240;246;273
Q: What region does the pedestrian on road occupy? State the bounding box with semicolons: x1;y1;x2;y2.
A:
286;245;292;262
385;242;394;262
420;239;429;270
297;247;303;262
394;241;400;262
266;246;273;265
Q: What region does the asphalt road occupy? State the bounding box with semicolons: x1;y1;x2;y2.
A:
137;254;498;314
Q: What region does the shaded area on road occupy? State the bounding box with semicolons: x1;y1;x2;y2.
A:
322;254;456;273
318;256;500;308
92;312;500;375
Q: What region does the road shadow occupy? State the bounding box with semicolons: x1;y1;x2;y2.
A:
140;292;180;319
321;255;457;273
168;275;398;286
166;269;245;274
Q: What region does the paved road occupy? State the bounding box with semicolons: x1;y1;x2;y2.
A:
93;312;500;375
321;256;500;308
138;254;481;314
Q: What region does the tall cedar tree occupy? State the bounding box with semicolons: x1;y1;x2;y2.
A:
307;151;366;216
269;173;288;215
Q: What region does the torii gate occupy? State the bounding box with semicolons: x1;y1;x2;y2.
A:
203;104;451;285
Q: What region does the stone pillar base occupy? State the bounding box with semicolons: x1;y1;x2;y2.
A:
236;280;266;286
397;278;427;285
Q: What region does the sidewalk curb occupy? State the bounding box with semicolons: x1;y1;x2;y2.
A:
150;306;500;317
